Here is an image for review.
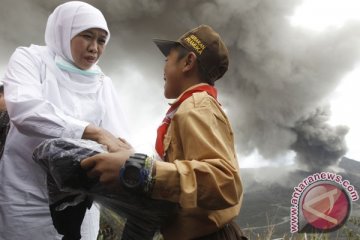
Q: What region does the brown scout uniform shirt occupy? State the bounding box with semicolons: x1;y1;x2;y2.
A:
152;84;243;240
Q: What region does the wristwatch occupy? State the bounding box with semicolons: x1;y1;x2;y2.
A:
119;153;148;193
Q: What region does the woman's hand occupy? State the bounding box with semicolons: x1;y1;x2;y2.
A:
82;123;134;153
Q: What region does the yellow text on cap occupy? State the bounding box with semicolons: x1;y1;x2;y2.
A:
184;34;206;55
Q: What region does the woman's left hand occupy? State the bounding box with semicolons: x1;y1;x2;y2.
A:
82;123;134;153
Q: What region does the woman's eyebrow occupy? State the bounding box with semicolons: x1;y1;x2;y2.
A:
100;32;108;38
82;30;94;35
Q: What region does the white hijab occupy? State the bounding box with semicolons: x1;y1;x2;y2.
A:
43;1;110;93
45;1;110;62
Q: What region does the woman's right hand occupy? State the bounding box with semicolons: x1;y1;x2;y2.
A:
82;123;134;153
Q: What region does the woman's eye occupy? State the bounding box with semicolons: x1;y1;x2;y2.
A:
82;34;92;39
98;39;106;45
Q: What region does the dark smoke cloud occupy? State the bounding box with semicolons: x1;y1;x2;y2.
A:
292;106;349;171
1;0;359;169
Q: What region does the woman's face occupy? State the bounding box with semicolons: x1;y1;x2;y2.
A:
71;28;108;70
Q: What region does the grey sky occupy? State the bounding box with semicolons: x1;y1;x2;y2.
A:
1;0;359;170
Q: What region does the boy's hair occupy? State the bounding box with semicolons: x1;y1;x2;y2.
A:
175;44;214;86
0;85;3;93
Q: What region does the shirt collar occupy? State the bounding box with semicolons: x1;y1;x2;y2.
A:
169;83;210;106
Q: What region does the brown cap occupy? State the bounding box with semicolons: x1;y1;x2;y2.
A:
153;25;229;83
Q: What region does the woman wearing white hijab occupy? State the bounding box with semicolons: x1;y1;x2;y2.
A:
0;2;130;239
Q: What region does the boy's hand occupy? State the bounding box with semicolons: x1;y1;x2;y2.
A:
80;149;133;191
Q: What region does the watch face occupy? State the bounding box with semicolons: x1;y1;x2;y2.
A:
123;165;141;187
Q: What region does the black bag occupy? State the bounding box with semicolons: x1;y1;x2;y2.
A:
33;138;177;240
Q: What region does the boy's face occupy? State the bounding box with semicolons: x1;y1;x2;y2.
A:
163;48;184;99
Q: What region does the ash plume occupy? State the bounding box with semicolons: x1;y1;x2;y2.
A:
1;0;360;170
292;106;349;171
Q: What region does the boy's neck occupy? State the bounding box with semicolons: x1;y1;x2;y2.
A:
175;77;209;99
179;76;205;94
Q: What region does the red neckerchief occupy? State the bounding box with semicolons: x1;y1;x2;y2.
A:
155;85;218;159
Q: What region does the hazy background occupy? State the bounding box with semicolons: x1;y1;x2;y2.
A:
1;0;360;237
1;0;360;171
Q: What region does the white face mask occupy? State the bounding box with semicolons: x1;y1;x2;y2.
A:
55;55;102;76
44;1;110;63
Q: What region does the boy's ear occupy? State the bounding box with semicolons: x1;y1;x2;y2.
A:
183;52;197;72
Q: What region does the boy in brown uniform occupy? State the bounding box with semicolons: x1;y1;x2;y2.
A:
82;25;245;240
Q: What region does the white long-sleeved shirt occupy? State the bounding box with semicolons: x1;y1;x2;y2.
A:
0;45;129;240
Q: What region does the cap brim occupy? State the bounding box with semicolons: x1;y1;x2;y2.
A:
153;39;179;56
